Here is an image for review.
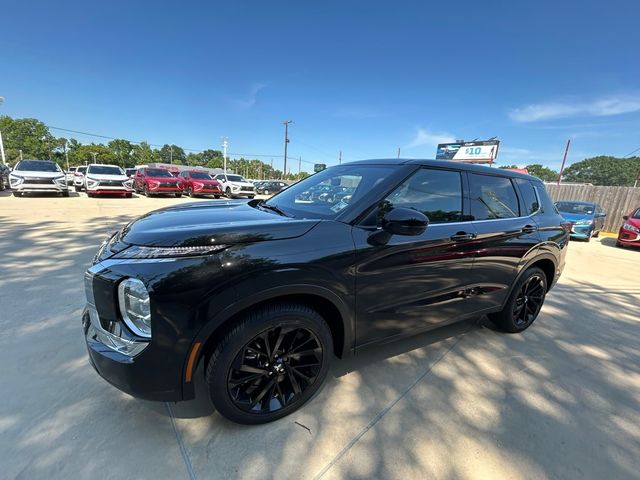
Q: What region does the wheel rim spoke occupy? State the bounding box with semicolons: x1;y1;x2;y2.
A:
512;275;545;326
227;325;324;414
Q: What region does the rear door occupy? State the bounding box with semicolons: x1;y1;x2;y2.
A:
467;173;542;311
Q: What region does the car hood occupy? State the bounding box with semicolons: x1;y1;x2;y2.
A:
191;179;219;185
85;173;129;181
12;170;64;178
625;216;640;228
227;181;254;187
119;200;320;247
559;212;593;223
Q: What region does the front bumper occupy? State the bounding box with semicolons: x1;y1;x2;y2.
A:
618;229;640;247
87;187;133;195
569;224;593;239
12;183;68;193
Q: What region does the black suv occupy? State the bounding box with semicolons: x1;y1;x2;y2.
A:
83;159;568;424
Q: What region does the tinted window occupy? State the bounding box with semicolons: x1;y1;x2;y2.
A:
470;174;519;220
380;168;463;224
515;178;539;215
87;165;123;175
190;171;211;180
145;168;173;177
555;202;594;215
632;209;640;219
15;160;61;172
226;174;245;182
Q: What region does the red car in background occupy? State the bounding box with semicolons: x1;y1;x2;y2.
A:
133;167;182;197
177;170;223;198
617;206;640;248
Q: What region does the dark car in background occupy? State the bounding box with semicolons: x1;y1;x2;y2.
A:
0;163;10;190
125;168;137;178
177;170;222;198
133;167;182;197
617;206;640;248
255;181;288;195
83;159;568;424
554;201;606;241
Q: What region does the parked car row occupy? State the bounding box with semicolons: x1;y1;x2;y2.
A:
3;160;278;200
554;200;639;249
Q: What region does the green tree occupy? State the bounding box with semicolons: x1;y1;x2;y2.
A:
68;143;115;165
498;164;520;170
108;139;134;167
159;144;186;164
562;156;640;186
525;164;558;182
0;116;56;163
132;142;161;164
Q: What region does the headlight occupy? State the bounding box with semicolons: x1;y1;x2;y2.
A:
118;278;151;338
622;223;640;233
9;174;24;185
574;219;593;225
113;244;228;259
86;176;99;187
54;175;67;185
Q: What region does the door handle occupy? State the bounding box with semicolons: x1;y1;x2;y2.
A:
521;225;538;234
450;232;476;241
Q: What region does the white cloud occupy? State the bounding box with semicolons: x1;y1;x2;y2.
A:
509;95;640;122
406;128;456;149
231;83;266;110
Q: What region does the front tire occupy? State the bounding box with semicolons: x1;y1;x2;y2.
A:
144;184;150;197
12;191;21;197
225;187;233;198
62;190;69;197
205;303;333;424
489;267;547;333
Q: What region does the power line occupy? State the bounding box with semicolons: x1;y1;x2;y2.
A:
623;146;640;158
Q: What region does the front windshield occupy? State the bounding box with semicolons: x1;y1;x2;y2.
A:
555;202;594;215
190;171;212;180
265;165;394;220
87;165;123;175
15;160;61;172
145;168;173;178
226;174;246;182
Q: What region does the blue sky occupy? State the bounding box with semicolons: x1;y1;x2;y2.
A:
1;0;639;171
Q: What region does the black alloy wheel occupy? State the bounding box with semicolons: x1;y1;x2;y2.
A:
225;187;232;198
227;326;323;415
512;273;545;328
206;303;332;424
489;267;547;333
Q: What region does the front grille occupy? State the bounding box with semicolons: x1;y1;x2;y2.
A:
159;182;177;187
99;180;124;187
24;178;55;184
243;186;254;191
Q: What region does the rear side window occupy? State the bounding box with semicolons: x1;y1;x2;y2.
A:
469;174;519;220
533;182;558;214
515;178;540;215
380;168;463;224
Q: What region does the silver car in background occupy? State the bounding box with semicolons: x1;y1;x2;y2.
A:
74;166;88;191
9;159;69;197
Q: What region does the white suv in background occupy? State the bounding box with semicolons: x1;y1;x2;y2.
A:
9;159;69;197
84;164;133;197
213;173;255;198
73;166;88;191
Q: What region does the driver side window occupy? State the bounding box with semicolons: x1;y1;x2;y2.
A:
378;168;463;225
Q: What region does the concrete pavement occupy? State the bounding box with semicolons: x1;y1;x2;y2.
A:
1;190;639;479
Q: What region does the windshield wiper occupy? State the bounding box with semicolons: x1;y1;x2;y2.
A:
259;201;290;217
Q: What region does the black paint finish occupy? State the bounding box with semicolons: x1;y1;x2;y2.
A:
83;159;568;402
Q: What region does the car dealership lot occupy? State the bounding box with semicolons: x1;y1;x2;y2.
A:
1;192;639;480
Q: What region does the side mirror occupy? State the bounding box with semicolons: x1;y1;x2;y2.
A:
596;212;607;218
382;207;429;236
623;215;629;221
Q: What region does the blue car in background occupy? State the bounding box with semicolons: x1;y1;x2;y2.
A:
555;200;606;241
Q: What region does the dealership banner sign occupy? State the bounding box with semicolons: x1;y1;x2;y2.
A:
436;139;500;164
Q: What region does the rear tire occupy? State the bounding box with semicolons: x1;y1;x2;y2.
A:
12;191;21;197
175;193;182;198
205;303;333;424
75;186;81;192
62;190;70;197
488;267;547;333
214;195;220;199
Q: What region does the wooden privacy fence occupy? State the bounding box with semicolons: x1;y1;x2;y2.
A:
544;184;640;232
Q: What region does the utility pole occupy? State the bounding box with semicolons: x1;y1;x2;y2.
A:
339;150;342;164
397;147;401;159
556;139;571;185
0;97;5;165
222;138;228;175
283;120;292;180
90;152;98;163
19;150;23;161
170;145;173;164
63;141;69;172
298;156;301;175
